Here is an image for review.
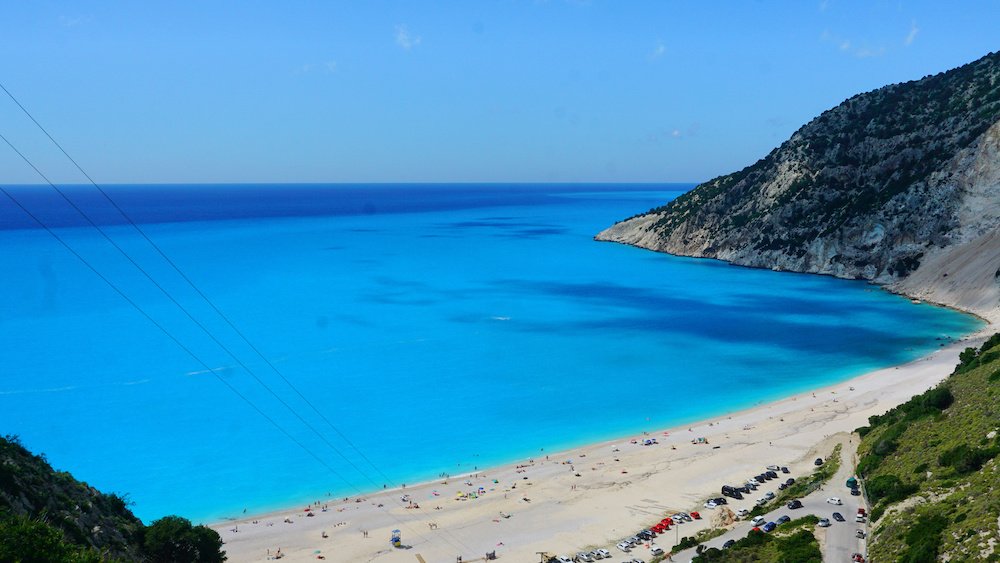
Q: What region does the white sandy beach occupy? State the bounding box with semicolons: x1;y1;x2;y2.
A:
212;332;986;563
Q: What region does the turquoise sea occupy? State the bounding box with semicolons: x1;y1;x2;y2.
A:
0;184;981;523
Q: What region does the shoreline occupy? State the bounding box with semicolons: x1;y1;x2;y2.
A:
213;324;990;562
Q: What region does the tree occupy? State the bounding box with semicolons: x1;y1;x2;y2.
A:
0;515;75;563
143;516;225;563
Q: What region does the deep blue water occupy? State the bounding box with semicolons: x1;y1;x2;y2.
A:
0;184;981;523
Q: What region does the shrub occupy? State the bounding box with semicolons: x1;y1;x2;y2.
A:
673;536;700;551
143;516;226;563
900;514;948;563
866;474;918;504
938;444;1000;474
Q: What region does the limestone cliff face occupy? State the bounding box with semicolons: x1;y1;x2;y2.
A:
598;51;1000;321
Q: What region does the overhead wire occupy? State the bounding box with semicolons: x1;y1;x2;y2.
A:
1;79;418;491
0;85;477;554
0;167;462;554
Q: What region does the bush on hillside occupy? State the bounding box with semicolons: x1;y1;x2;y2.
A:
0;515;109;563
143;516;225;563
938;444;1000;474
900;514;948;563
866;474;918;504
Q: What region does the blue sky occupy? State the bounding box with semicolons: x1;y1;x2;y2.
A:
1;1;997;184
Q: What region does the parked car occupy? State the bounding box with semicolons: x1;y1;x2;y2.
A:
856;529;866;539
576;552;593;562
704;500;717;508
827;497;842;505
755;498;768;507
596;549;611;559
723;539;736;549
785;478;795;485
766;464;780;471
616;542;631;552
745;480;758;489
764;491;776;500
737;508;750;518
776;515;791;525
765;470;778;479
833;512;845;522
815;457;824;466
850;487;861;496
788;500;803;509
780;466;790;474
629;559;645;563
777;483;788;491
856;514;866;523
650;546;664;557
714;497;728;505
751;516;766;527
556;557;573;563
817;518;831;527
587;550;602;560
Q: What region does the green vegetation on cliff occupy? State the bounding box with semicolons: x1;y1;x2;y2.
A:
0;435;225;562
855;335;1000;561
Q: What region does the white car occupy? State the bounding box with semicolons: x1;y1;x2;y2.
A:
764;491;776;500
766;465;780;471
704;500;717;508
577;552;594;562
751;516;766;527
826;497;843;505
596;549;611;559
650;546;665;556
756;498;768;507
617;542;631;553
556;558;573;563
817;518;831;527
737;508;750;518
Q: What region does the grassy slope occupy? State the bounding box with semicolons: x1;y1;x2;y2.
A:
856;336;1000;561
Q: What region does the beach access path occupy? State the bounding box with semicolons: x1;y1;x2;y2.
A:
212;333;983;563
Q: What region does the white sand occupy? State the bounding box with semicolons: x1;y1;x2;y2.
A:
213;333;986;562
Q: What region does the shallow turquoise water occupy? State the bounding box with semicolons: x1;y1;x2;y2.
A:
0;184;981;522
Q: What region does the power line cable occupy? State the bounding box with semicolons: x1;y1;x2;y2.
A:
0;184;353;485
0;81;479;551
0;91;476;553
0;184;457;551
0;79;405;488
0;133;470;553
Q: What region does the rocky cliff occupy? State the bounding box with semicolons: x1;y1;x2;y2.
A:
597;51;1000;322
0;435;145;560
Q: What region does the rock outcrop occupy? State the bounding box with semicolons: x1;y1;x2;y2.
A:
598;51;1000;321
